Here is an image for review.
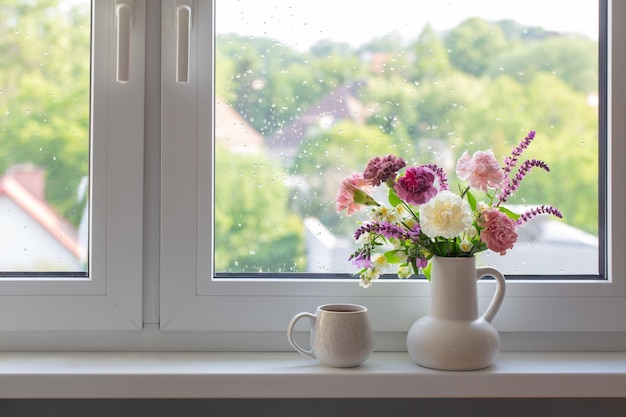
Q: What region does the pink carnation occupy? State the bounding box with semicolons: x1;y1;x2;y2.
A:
394;166;437;205
456;150;504;192
336;173;374;216
479;209;518;255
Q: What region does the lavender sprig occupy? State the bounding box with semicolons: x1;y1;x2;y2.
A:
500;130;536;198
423;163;449;191
354;221;420;242
517;205;563;225
499;159;550;204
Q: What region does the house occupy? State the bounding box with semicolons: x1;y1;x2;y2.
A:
215;95;264;153
0;165;85;272
265;80;371;163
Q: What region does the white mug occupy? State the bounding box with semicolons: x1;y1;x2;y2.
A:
287;304;373;368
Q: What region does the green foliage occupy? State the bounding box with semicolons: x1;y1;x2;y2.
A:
445;18;509;77
489;35;598;93
0;0;90;225
411;24;452;81
214;145;305;272
216;34;365;137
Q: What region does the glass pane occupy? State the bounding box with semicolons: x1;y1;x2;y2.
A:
214;0;600;276
0;0;90;273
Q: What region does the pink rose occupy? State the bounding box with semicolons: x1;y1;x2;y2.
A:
394;166;437;205
456;150;504;192
336;173;375;216
479;209;518;255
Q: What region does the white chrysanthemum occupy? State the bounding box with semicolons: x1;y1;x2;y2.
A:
418;190;473;239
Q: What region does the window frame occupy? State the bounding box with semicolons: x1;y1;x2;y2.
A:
159;0;626;339
0;0;145;331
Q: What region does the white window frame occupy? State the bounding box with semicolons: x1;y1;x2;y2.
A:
160;0;626;343
0;0;145;331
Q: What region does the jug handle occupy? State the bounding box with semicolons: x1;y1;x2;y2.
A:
476;266;506;323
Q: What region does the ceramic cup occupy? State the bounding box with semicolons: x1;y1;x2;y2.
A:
287;303;373;368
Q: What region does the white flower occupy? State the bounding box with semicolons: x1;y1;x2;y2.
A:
460;240;473;252
356;230;373;244
397;265;413;279
371;253;389;270
369;206;399;223
418;190;473;239
359;268;381;288
465;226;478;238
395;204;412;220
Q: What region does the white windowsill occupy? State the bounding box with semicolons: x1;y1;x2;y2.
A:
0;351;625;399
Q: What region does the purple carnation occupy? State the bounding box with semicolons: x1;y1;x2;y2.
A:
394;166;438;205
363;155;406;186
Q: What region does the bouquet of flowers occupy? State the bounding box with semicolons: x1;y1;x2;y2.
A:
336;130;562;287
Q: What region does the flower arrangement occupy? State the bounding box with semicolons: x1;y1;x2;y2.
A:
336;130;563;288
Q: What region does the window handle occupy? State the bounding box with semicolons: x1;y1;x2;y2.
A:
115;0;133;84
176;3;192;83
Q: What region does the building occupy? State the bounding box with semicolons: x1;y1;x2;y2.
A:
0;165;85;272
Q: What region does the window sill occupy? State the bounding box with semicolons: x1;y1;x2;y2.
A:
0;351;625;399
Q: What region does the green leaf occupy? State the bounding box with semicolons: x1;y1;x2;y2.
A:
353;189;379;206
384;250;402;264
499;206;521;221
422;261;432;281
466;190;477;211
388;187;401;207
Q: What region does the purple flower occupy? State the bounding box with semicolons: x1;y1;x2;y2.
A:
517;205;563;224
415;257;428;269
394;166;438;205
423;164;449;191
351;252;373;269
354;221;420;242
499;159;550;203
363;155;406;186
500;131;535;197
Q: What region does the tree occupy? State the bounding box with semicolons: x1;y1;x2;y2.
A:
214;145;305;272
0;0;90;225
445;17;509;77
412;23;451;81
488;35;598;94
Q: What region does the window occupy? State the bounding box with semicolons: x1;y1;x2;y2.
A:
0;1;90;274
1;0;624;350
0;0;144;332
160;0;626;343
213;0;601;277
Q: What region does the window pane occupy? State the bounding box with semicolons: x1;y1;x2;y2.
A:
214;0;600;276
0;0;90;273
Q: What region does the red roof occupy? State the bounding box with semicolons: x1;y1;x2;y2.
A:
0;173;82;259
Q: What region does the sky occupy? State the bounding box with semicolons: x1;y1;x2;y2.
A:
216;0;599;51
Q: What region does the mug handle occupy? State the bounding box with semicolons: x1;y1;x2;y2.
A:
287;312;316;359
476;266;506;323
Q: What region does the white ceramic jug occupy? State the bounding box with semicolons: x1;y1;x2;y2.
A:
406;256;506;370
